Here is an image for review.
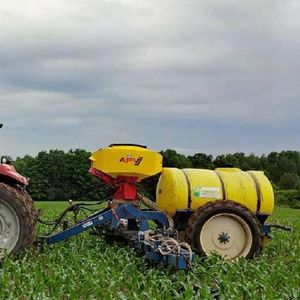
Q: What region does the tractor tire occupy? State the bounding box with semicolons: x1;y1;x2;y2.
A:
184;200;263;260
0;183;35;259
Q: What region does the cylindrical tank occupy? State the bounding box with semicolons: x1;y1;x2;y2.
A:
156;168;274;218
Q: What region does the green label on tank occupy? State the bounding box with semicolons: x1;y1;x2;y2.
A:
194;187;221;198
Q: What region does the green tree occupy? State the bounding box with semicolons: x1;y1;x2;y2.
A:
14;149;109;201
213;153;250;170
161;149;192;168
188;153;213;169
278;173;300;190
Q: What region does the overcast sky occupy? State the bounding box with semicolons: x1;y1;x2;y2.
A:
0;0;299;158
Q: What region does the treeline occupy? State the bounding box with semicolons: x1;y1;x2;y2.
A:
9;149;300;207
13;150;110;202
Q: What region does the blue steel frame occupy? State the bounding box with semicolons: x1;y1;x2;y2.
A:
262;224;272;237
39;204;194;269
42;204;170;245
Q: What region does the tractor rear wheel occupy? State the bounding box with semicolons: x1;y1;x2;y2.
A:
185;200;263;260
0;183;35;259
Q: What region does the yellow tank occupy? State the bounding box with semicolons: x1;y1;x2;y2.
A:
156;167;274;217
90;144;163;181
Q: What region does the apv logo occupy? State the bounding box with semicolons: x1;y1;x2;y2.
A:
119;155;143;166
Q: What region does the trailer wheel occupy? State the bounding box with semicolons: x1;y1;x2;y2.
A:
185;200;263;260
0;183;35;259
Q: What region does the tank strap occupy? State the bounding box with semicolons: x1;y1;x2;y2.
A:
248;172;262;213
214;170;226;200
181;170;192;209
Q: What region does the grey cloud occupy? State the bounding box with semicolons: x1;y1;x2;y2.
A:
0;0;300;157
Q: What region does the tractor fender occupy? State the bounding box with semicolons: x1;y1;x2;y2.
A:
0;164;28;186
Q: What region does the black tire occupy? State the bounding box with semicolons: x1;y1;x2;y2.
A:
0;182;35;259
184;200;263;260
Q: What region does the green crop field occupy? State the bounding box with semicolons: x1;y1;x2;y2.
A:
0;202;299;300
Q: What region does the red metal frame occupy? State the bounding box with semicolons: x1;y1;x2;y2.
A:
0;164;28;186
89;167;138;200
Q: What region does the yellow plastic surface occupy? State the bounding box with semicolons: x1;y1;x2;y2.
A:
156;167;274;217
247;171;274;214
90;145;163;181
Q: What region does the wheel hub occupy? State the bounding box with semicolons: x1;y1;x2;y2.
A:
218;232;231;244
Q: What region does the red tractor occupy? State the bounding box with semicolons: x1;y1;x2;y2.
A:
0;124;35;259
